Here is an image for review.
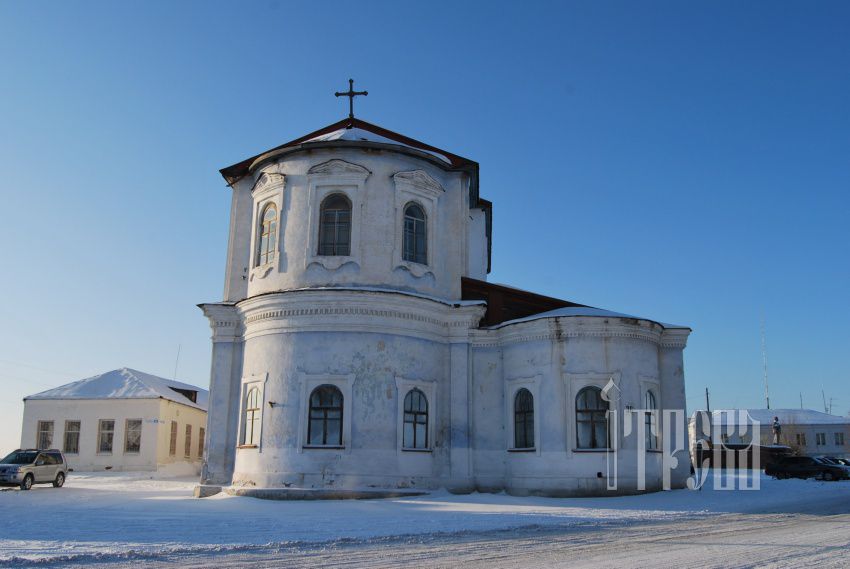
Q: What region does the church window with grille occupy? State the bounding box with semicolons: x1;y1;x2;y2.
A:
308;385;343;446
318;194;351;256
256;203;278;266
402;203;427;264
513;389;534;449
576;387;609;449
403;389;429;449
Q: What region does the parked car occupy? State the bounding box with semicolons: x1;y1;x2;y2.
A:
819;456;850;468
0;449;68;490
765;456;850;481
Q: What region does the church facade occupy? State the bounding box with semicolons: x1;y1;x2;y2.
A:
200;116;691;496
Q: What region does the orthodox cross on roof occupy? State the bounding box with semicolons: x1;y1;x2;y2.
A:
335;78;368;122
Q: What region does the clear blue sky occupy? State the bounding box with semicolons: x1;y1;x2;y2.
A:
1;1;848;451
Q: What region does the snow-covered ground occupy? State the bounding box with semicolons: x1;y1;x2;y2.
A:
0;471;848;567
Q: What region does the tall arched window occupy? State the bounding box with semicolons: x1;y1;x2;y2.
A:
514;388;535;449
243;387;261;446
257;204;277;265
308;385;344;446
403;203;427;265
318;194;351;256
645;390;658;450
576;386;609;449
403;389;429;449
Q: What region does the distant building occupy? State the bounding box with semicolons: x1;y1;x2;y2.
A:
690;409;849;459
21;368;208;473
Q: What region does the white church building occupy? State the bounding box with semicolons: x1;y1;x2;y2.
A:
22;368;208;473
199;111;691;496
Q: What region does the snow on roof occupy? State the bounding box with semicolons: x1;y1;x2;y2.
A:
303;127;452;164
24;368;208;411
706;408;850;426
490;306;690;330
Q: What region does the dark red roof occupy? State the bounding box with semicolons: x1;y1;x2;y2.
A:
219;117;478;186
461;278;587;326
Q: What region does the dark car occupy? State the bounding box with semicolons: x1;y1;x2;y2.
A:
0;449;68;490
766;456;850;481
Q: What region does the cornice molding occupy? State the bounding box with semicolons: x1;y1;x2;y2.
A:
307;159;371;180
392;169;444;198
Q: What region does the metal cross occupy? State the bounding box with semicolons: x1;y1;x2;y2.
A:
335;78;368;120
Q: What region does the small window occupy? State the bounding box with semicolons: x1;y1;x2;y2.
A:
402;203;427;265
63;421;81;454
403;389;429;449
796;433;807;446
644;391;658;450
318;194;352;256
816;432;826;446
124;419;142;453
169;421;178;456
243;387;262;446
576;387;609;449
513;389;534;449
308;385;344;446
36;421;54;450
257;203;278;266
184;425;192;458
835;432;844;446
198;427;206;458
98;420;115;454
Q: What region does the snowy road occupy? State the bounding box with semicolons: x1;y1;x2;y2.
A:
1;472;848;567
95;510;850;569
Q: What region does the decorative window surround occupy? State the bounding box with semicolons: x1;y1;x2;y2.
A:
238;373;268;451
563;372;621;455
297;372;355;453
249;169;285;281
392;170;443;279
395;376;437;453
505;375;542;455
306;159;369;271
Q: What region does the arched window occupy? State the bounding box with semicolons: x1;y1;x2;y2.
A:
645;390;658;450
403;203;427;265
308;385;344;446
514;388;535;449
243;387;261;446
318;194;351;256
403;389;429;449
576;386;609;449
257;204;277;266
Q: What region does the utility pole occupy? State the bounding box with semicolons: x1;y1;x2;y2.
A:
761;316;770;409
822;390;828;414
705;388;711;412
800;392;803;409
173;343;181;381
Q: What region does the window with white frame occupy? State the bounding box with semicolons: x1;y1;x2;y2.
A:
835;432;845;446
402;389;429;449
816;432;826;446
256;203;278;266
36;421;54;450
243;387;262;446
98;419;115;454
402;203;427;265
513;389;535;449
307;385;344;446
644;390;659;450
318;194;352;256
796;433;807;446
64;420;80;454
576;386;609;449
124;419;142;453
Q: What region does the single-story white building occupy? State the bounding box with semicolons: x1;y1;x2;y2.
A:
21;368;209;473
690;408;849;459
